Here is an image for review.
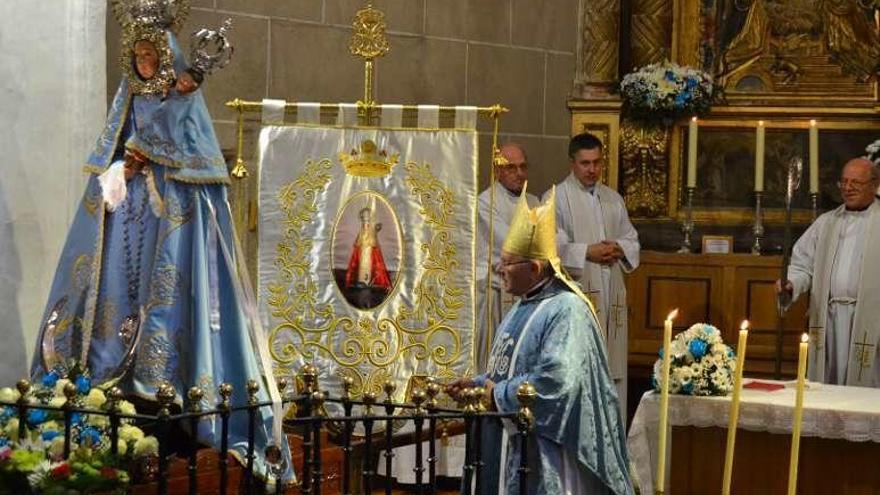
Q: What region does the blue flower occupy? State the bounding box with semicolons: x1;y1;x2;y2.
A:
658;347;664;358
0;438;7;447
75;375;91;395
685;77;697;89
689;339;709;359
665;70;676;81
78;426;102;447
42;370;60;388
26;408;48;426
42;430;61;442
682;381;695;395
69;412;84;426
0;407;14;421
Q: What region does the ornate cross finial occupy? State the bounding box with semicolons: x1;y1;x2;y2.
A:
349;3;390;61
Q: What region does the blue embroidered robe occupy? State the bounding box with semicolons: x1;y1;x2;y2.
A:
30;30;291;482
474;279;633;495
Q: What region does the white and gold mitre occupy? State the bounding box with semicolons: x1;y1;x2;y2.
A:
501;183;598;316
502;183;558;262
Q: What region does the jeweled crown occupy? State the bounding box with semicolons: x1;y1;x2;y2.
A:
339;140;399;178
111;0;190;31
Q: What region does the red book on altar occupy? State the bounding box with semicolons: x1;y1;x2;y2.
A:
743;380;785;392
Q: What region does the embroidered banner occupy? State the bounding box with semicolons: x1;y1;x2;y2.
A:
257;107;478;409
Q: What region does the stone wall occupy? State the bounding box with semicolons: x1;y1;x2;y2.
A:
107;0;580;195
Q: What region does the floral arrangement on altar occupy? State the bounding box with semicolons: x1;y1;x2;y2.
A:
620;61;717;124
652;323;737;396
0;366;159;494
866;139;880;166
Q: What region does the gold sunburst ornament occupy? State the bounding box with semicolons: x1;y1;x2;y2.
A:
349;3;390;61
120;24;177;96
110;0;191;33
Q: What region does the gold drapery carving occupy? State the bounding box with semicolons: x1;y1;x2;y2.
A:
631;0;673;68
575;0;621;96
620;121;669;218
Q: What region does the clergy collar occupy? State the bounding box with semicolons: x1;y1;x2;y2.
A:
521;276;559;301
568;173;597;195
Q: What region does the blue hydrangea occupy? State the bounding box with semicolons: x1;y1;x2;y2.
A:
70;412;84;425
42;430;61;442
689;338;709;359
681;381;695;395
0;438;8;447
42;370;60;388
78;426;101;446
26;408;48;426
0;407;14;421
664;70;676;81
75;375;91;395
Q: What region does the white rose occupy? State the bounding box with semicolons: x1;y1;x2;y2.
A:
119;400;136;417
54;378;71;396
49;397;66;409
84;389;106;409
119;424;145;443
0;387;19;403
87;414;109;428
117;439;128;456
48;436;65;459
4;418;19;440
133;436;159;457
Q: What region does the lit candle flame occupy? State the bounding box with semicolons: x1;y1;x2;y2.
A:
809;119;817;126
801;333;809;344
691;116;698;122
740;320;749;331
758;120;765;126
667;309;679;321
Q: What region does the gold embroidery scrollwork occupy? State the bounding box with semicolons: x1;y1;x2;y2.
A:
266;157;467;393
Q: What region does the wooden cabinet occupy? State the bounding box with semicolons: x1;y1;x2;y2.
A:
626;251;809;378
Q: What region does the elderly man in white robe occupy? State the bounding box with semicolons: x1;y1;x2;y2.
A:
777;157;880;387
475;143;539;370
549;132;640;419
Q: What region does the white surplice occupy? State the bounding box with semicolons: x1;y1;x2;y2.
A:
550;173;640;417
787;199;880;387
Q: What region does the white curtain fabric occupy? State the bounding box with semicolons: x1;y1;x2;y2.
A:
0;1;107;383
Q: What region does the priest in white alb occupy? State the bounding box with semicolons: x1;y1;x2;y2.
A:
549;132;640;417
475;143;539;370
778;157;880;387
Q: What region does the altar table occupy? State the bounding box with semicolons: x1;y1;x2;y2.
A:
627;380;880;494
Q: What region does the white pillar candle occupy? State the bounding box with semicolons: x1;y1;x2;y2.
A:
755;121;765;192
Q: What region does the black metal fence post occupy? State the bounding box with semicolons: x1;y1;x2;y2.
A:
156;383;177;495
362;391;378;494
425;378;441;495
382;381;396;495
245;380;260;494
516;383;537;495
341;376;355;495
411;389;427;495
187;387;204;495
217;382;234;495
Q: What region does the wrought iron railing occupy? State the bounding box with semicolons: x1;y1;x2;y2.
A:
0;368;535;495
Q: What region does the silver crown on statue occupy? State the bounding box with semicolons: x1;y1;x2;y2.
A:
111;0;190;31
189;18;234;78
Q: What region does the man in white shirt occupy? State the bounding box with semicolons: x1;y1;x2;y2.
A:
777;157;880;387
551;132;640;417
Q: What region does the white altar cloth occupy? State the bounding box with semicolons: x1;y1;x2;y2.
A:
627;379;880;494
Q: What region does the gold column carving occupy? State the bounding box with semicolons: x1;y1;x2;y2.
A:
631;0;672;68
574;0;621;98
619;121;668;218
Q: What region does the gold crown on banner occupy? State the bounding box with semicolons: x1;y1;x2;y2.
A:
502;182;559;262
339;139;399;178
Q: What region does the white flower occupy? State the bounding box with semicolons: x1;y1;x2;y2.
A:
47;437;65;459
84;389;107;409
87;414;109;428
4;418;20;440
119;400;136;417
117;439;128;456
133;436;159;457
0;387;19;403
54;378;71;396
48;397;66;408
119;424;145;443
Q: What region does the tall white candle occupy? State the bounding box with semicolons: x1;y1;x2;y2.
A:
722;320;749;495
656;309;678;494
687;117;698;188
787;333;809;495
755;121;765;192
809;120;819;194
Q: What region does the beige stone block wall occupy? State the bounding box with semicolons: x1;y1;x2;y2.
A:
107;0;579;195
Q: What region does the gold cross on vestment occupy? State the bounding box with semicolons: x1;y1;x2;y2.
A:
853;331;876;381
809;325;824;351
610;292;627;336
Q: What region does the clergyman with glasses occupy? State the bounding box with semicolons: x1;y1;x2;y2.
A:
776;157;880;387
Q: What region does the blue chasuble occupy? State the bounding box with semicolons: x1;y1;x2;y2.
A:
474;279;633;495
30;31;291;482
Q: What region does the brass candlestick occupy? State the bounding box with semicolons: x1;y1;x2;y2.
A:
678;186;695;253
752;191;764;255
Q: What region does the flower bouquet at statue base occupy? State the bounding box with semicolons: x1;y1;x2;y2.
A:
653;323;737;396
0;363;160;494
620;61;718;126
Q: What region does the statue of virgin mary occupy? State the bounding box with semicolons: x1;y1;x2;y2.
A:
30;0;291;484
